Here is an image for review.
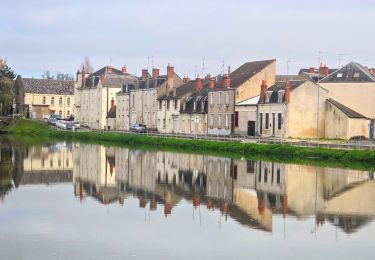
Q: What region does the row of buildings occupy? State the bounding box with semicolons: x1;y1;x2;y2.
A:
14;59;375;140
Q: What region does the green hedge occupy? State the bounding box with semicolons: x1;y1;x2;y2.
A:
5;119;375;169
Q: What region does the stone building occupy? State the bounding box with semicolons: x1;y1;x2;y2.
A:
116;65;183;131
74;66;137;130
14;77;75;119
208;59;276;135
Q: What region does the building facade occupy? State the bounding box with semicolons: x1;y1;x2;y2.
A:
14;77;75;119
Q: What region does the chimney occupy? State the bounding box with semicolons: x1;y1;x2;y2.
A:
183;76;190;83
167;63;174;80
81;67;86;87
111;98;115;109
223;74;231;88
142;69;148;79
319;64;329;77
107;66;112;74
209;77;216;89
195;76;202;92
100;74;104;82
371;68;375;76
121;66;127;74
308;67;315;74
152;68;160;78
260;80;267;103
285;79;290;104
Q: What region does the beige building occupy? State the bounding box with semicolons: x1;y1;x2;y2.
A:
116;65;183;131
74;66;137;130
14;77;75;119
236;80;328;138
325;98;370;139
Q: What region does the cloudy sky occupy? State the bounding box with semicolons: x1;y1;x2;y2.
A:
1;0;374;78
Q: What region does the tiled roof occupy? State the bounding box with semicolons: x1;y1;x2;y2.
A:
180;84;210;114
158;78;207;101
107;105;116;118
215;59;275;89
327;98;367;119
320;62;375;83
20;78;74;95
260;80;306;104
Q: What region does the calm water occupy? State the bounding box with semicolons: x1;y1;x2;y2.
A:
1;139;375;259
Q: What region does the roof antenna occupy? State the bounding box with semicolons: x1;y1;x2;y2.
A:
286;60;292;76
147;56;150;71
151;56;154;69
195;65;198;78
221;60;225;76
202;58;205;78
338;53;347;68
228;65;231;75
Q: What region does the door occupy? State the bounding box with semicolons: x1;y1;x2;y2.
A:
247;121;256;136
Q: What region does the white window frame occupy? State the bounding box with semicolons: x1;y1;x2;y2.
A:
210;114;214;128
218;113;222;128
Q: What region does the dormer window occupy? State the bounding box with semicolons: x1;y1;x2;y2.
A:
337;73;343;78
278;90;285;103
201;101;204;112
265;92;271;103
183;102;186;111
353;72;360;78
193;101;197;111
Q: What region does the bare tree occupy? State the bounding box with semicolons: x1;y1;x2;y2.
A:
42;70;54;79
56;72;74;81
80;56;94;73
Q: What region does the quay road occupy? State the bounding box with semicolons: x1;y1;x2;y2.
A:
67;125;375;151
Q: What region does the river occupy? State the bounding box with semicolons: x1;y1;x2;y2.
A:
0;138;375;259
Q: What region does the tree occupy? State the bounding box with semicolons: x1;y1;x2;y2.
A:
42;70;54;79
0;59;16;80
56;72;74;81
80;56;94;73
0;77;14;115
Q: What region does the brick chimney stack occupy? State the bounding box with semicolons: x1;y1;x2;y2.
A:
167;63;174;80
122;66;127;74
152;68;160;78
209;77;216;89
223;74;231;88
285;79;290;104
81;67;86;87
141;69;148;79
107;66;112;74
195;76;202;92
371;68;375;76
308;67;315;74
319;64;329;77
260;80;267;103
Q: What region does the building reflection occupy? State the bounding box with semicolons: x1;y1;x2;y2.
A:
1;139;375;234
71;144;375;233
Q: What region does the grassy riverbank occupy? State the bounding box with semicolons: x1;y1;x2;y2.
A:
4;119;375;168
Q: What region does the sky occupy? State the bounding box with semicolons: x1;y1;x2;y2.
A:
1;0;374;78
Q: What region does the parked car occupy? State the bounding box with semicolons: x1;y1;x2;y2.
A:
130;123;147;133
73;122;80;129
66;122;77;131
48;117;58;125
56;120;67;130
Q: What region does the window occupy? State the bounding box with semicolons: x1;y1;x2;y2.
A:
264;167;268;182
247;160;255;173
278;113;282;130
163;119;166;129
59;97;63;107
265;113;269;129
132;95;135;107
42;96;46;105
218;92;222;105
167;100;170;110
277;169;281;184
201;101;204;112
67;98;70;107
210;92;214;105
353;72;360;78
235;111;239;127
193;101;196;111
183;102;186;110
51;97;55;106
41;158;45;168
210;114;214;128
67;110;70;116
337;73;343;78
225;114;229;129
259;113;263;134
174;100;178;110
225;91;230;105
145;93;147;107
218;114;222;128
59;110;62;117
159;101;162;109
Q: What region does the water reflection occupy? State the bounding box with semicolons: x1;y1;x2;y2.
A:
1;140;375;235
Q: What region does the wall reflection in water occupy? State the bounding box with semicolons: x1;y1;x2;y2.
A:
1;141;375;234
